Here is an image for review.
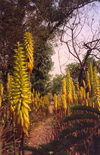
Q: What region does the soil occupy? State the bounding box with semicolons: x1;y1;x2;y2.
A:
24;115;54;154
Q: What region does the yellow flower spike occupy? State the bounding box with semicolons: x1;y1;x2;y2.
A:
93;102;95;108
82;100;85;106
66;69;73;106
0;96;1;108
57;95;62;109
86;99;88;106
62;78;66;95
88;83;91;93
83;80;86;89
62;94;67;111
10;105;15;113
0;83;4;97
87;92;90;100
90;63;93;86
67;93;73;104
31;93;34;103
83;88;86;100
10;43;31;136
86;71;91;93
24;32;34;74
93;67;100;109
54;94;57;110
33;88;34;94
37;91;40;97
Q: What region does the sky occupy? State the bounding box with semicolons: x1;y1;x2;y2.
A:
50;1;100;77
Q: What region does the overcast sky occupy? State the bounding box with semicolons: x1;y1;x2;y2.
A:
50;1;100;77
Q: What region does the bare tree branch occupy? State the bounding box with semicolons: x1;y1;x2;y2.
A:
58;4;100;84
57;49;65;75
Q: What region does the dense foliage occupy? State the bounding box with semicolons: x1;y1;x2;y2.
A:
23;63;100;155
0;0;99;94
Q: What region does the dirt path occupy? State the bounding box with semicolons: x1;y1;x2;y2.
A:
25;115;54;154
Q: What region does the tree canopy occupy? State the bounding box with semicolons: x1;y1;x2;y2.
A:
0;0;99;92
50;74;64;95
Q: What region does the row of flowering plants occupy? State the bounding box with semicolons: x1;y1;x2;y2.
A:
51;63;100;154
